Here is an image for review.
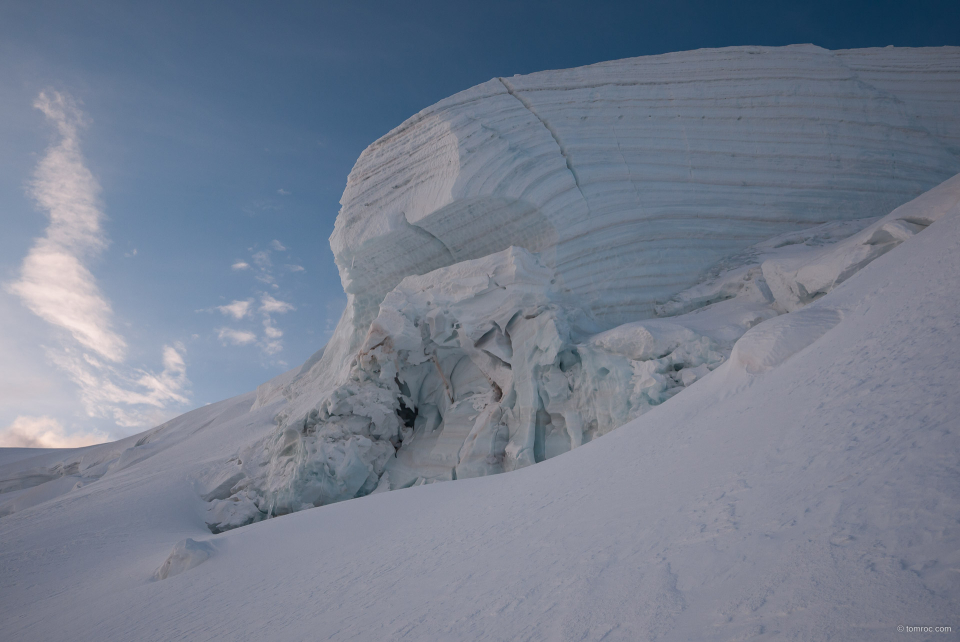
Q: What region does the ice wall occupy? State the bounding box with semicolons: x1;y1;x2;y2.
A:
282;44;960;416
331;45;960;325
205;46;960;532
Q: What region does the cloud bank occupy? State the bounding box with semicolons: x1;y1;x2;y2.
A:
0;415;109;448
217;327;257;346
217;299;252;320
6;91;190;433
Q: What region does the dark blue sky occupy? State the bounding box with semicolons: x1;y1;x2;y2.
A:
2;0;958;443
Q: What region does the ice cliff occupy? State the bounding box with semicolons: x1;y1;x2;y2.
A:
203;45;960;531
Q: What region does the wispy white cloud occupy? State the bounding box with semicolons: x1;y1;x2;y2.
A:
242;200;281;216
7;92;126;363
216;327;257;346
251;250;274;284
217;299;252;320
6;90;190;432
46;343;190;427
277;188;290;196
0;415;109;448
263;325;282;339
260;294;294;314
212;242;304;356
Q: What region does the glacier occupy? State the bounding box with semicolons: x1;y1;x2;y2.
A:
1;45;959;640
0;159;958;642
196;44;960;531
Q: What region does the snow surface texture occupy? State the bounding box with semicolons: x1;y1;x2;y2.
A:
328;44;960;327
197;46;960;530
1;166;958;641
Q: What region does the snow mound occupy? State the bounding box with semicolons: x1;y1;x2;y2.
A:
153;539;215;581
272;47;960;432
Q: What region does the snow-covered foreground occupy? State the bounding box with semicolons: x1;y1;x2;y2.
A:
2;175;959;639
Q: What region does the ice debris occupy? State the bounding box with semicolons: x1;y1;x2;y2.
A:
153;538;215;581
204;248;726;531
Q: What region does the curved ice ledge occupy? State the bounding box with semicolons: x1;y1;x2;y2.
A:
201;45;960;532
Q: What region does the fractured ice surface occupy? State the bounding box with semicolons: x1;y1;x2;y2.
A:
202;172;960;532
215;248;725;521
196;46;960;532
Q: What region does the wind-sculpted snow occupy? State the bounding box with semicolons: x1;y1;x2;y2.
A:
192;46;960;531
276;46;960;427
329;44;959;330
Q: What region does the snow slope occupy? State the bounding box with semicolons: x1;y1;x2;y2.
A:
1;173;958;640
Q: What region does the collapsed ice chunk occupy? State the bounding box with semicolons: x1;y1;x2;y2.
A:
591;320;705;361
153;538;215;581
206;490;265;534
206;248;727;531
730;307;843;374
760;174;960;312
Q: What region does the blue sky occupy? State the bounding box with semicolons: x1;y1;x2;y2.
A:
1;0;958;447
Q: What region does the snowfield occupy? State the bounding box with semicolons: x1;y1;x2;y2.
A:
2;46;959;641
